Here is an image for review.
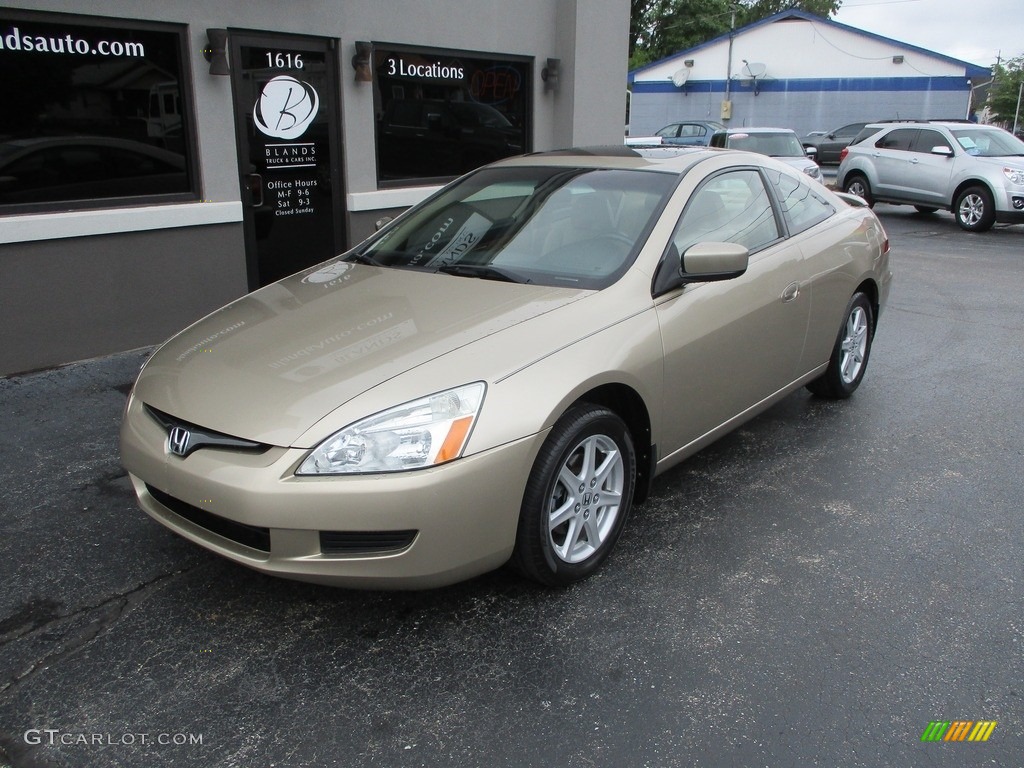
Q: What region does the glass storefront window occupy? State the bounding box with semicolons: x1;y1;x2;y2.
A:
0;11;196;211
373;45;531;186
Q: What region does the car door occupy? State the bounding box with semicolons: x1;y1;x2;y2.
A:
870;128;918;200
654;166;811;459
671;123;708;146
655;124;682;143
819;122;866;163
903;128;956;206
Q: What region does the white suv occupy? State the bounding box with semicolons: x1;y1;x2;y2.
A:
836;121;1024;231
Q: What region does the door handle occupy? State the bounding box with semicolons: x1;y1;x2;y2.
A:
781;281;800;303
245;173;264;208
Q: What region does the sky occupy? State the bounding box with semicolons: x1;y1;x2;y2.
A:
831;0;1022;67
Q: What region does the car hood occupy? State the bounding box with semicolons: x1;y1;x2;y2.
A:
962;153;1024;171
133;260;586;446
776;156;817;173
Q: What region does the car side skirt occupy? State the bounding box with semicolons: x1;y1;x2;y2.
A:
652;364;828;477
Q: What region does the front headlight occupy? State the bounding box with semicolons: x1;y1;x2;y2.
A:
297;382;486;475
1003;166;1024;186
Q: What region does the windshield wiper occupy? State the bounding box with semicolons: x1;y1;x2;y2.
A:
436;263;529;284
346;252;386;266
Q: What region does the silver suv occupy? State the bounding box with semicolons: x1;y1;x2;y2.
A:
836;121;1024;231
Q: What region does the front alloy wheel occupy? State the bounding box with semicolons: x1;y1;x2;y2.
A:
954;185;996;232
512;404;635;586
807;292;874;399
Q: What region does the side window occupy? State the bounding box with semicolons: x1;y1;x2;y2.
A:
0;11;196;211
373;47;531;185
877;129;917;151
764;168;835;235
671;169;780;257
656;124;680;138
911;129;952;154
679;124;704;139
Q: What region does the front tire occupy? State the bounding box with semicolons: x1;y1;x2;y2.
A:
512;404;635;586
954;185;995;232
843;174;874;207
807;292;874;400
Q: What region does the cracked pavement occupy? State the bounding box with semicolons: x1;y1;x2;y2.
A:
0;207;1021;767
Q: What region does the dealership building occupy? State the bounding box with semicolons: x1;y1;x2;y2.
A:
628;10;990;138
0;1;627;375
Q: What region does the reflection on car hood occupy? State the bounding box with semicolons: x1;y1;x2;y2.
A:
133;261;586;446
776;156;816;172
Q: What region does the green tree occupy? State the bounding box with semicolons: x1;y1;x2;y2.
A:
630;0;843;70
987;55;1024;128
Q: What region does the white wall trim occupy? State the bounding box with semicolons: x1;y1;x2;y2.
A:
0;201;244;245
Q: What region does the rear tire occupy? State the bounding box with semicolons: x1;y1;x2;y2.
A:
807;292;874;400
843;174;874;207
512;404;635;587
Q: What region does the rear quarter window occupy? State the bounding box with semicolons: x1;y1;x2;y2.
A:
764;168;835;235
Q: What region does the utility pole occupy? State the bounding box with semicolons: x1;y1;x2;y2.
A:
724;3;736;121
1014;79;1022;135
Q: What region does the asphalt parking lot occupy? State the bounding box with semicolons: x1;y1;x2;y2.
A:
1;204;1021;768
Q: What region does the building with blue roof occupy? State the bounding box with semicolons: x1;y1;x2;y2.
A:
627;9;991;137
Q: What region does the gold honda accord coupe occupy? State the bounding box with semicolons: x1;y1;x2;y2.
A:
121;146;891;589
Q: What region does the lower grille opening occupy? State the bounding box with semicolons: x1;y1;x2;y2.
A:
145;484;271;553
320;530;417;556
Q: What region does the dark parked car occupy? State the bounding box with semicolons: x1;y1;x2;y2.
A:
801;122;870;165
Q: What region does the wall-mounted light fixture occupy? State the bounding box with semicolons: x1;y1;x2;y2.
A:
352;41;373;83
684;59;694;67
203;29;229;76
892;55;904;64
542;58;560;91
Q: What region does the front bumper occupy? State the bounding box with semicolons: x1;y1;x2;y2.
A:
121;396;547;589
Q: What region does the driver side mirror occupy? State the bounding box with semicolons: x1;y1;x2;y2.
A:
930;145;954;157
653;241;749;296
680;241;749;282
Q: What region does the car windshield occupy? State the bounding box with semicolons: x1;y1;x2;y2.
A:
727;132;804;157
951;128;1024;157
351;166;677;289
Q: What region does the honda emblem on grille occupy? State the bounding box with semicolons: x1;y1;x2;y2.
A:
168;426;191;457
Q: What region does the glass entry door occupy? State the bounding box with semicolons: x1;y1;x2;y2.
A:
230;33;345;288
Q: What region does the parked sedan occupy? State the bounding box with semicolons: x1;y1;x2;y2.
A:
709;127;823;182
121;146;891;589
626;120;725;147
801;122;870;165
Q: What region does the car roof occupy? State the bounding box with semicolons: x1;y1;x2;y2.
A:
863;120;987;130
718;127;797;134
498;145;723;174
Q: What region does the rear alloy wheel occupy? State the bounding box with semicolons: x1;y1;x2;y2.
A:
807;292;874;399
954;185;996;232
512;404;635;586
843;174;873;207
